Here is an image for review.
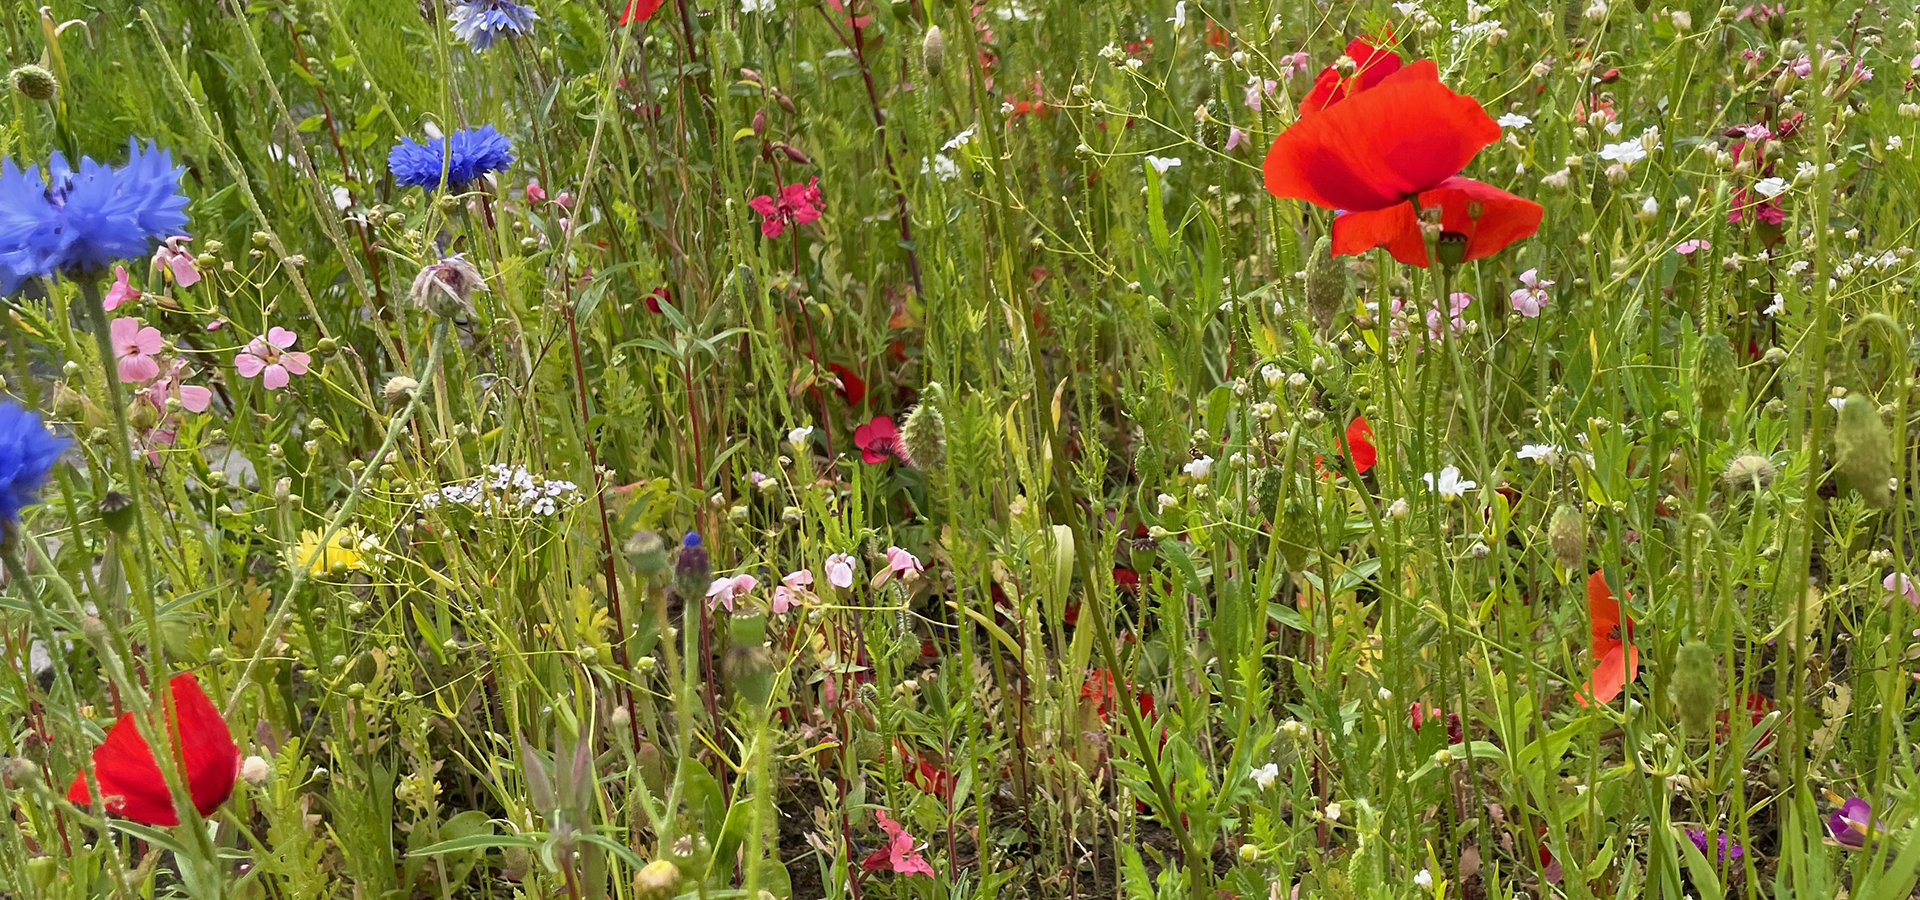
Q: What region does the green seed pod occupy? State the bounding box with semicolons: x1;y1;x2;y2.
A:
1253;466;1285;522
1548;503;1585;569
1722;452;1777;493
633;860;683;900
1835;394;1894;508
98;491;136;535
1305;236;1346;332
900;402;947;470
922;26;946;77
1668;641;1720;736
10;65;56;101
1274;497;1315;571
1693;330;1737;422
1588;167;1612;210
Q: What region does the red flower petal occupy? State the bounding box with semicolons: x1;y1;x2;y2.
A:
1418;177;1544;263
1344;416;1377;474
1264;61;1499;213
67;673;238;826
852;415;901;465
828;362;867;406
1586;570;1622;660
1330;203;1425;261
1578;643;1640;707
1298;38;1404;117
620;0;666;24
1577;572;1639;706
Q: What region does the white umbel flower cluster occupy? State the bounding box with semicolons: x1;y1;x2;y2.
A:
422;463;584;517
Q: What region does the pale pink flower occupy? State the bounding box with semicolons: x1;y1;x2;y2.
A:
233;327;312;391
824;553;857;589
1226;127;1249;152
1243;78;1278;112
1426;293;1472;339
873;546;925;588
1278;52;1312;79
1885;572;1919;609
150;236;201;287
110;317;164;384
1509;269;1553;318
103;265;141;311
525;181;547;204
773;569;813;614
705;573;759;612
1674;239;1711;256
148;359;213;414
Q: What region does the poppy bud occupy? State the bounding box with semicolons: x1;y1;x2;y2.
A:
98;491;136;535
1693;330;1736;422
1253;466;1285;522
1597;67;1621;83
1588;171;1612;210
1560;0;1584;34
626;529;669;578
922;26;947;77
1275;497;1315;571
1835;394;1894;507
2;757;40;790
1548;504;1585;569
1434;232;1469;268
1305;236;1346;332
900;401;947;471
1669;641;1720;736
751;108;767;138
634;860;683;900
9;65;57;101
777;143;812;165
383;375;421;409
1722;452;1777;493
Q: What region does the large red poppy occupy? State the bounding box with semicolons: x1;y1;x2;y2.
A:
853;415;905;465
620;0;665;24
67;673;240;826
1577;571;1639;707
1264;60;1541;267
1298;37;1404;117
1344;416;1376;474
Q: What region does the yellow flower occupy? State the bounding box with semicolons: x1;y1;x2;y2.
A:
291;528;369;577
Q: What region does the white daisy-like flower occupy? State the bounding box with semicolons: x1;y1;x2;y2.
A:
942;125;977;152
1598;141;1647;165
1497;112;1533;130
1421;466;1478;501
1145;155;1183;174
1516;444;1560;463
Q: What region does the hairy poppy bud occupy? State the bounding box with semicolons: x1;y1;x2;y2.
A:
408;255;485;318
1669;641;1720;736
1588;169;1612;209
1275;498;1315;571
10;65;56;101
1693;331;1736;422
626;530;669;578
383;375;421;409
899;401;947;471
1305;236;1346;331
1253;466;1285;522
1722;452;1776;493
1835;394;1894;507
1548;504;1585;569
634;860;683;900
922;26;947;77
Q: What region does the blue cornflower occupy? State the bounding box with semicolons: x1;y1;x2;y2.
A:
0;139;189;295
0;402;68;523
388;126;515;192
448;0;539;52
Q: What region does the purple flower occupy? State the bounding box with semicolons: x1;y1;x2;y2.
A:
0;140;189;293
1829;797;1876;848
1686;829;1744;863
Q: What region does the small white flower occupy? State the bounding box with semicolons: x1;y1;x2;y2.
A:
1251;763;1279;789
1497;112;1533;130
241;756;272;786
788;425;814;447
1638;195;1659;221
1126;58;1145;71
1830;397;1848;412
1323;802;1343;822
1157;492;1179;511
1763;294;1785;316
741;0;775;11
941;125;977;152
921;154;959;181
1889;135;1905;151
1414;869;1434;890
1253;401;1277;419
1754;176;1789;198
1183;456;1215;479
1517;444;1560;464
1168;1;1187;29
331;185;353;211
1145;155;1183;174
1598;141;1648;165
1422;466;1478;501
1377;687;1393;701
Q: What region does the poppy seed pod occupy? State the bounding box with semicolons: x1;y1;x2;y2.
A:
98;491;136;535
1305;236;1346;330
1275;497;1315;570
408;255;485;318
1693;331;1737;422
1669;641;1720;736
1835;394;1894;507
9;65;57;101
1722;452;1777;492
900;402;947;471
1548;503;1585;569
382;375;421;409
922;26;946;77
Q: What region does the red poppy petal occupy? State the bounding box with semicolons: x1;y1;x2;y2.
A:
1345;417;1377;473
1297;67;1344;118
87;712;179;825
1578;644;1639;706
1264;61;1499;212
620;0;665;24
166;673;239;817
828;363;868;407
1586;570;1620;659
1345;39;1404;92
1416;177;1545;262
1330;203;1429;265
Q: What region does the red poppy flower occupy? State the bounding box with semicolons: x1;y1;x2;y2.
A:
619;0;664;24
828;362;867;407
1577;571;1639;706
853;415;905;464
1264;61;1541;268
67;673;240;826
643;285;671;314
1344;416;1376;474
1112;566;1140;594
1298;37;1404;117
895;741;955;801
1716;692;1777;750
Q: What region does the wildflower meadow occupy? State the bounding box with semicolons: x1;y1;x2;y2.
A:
2;0;1919;898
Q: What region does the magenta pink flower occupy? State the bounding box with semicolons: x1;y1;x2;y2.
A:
1885;572;1919;609
1509;269;1553;318
773;569;813;614
103;265;141;312
705;573;758;612
148;360;213;414
1426;292;1472;339
861;810;935;878
151;236;200;288
234;327;311;391
824;553;857;589
1278;51;1312;79
749;178;824;239
524;181;547;204
110;317;164;384
1674;239;1711;256
1226;127;1249;152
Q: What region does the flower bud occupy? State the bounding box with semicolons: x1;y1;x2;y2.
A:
241;755;272;786
1668;641;1719;735
673;532;710;601
899;400;947;470
1305;236;1346;330
9;65;56;101
1835;394;1894;507
1693;331;1737;422
383;375;421;408
922;26;947;77
98;491;136;535
1547;504;1584;568
634;860;683;900
625;530;670;578
1722;452;1776;492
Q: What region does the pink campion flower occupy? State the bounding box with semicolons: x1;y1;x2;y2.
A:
1509;269;1553;318
773;569;813;614
1788;55;1811;77
871;546;926;589
110;317;164;384
824;553;857;589
1426;293;1472;339
1226;127;1249;152
1243;77;1278;111
103;265;141;311
853;415;906;465
861;810;935;877
748;177;824;239
1674;239;1711;256
233;327;312;391
148;360;213;414
1884;572;1920;609
1278;51;1312;79
705;574;758;612
525;181;547;204
151;237;200;288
